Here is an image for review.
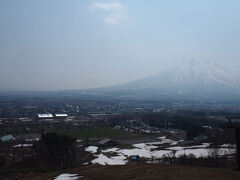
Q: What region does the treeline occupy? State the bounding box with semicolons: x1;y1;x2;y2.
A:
149;152;237;170
34;133;77;168
142;113;225;140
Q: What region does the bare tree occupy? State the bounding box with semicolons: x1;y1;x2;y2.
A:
164;150;177;164
208;144;222;168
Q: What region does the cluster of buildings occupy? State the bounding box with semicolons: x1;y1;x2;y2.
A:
0;133;40;167
113;119;173;135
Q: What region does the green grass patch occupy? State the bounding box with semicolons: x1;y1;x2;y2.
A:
56;128;132;139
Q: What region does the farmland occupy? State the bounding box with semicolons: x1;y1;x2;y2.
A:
56;128;135;139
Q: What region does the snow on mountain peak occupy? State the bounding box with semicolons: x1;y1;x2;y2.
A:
96;58;240;99
170;58;240;87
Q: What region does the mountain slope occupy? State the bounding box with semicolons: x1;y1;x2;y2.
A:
90;58;240;100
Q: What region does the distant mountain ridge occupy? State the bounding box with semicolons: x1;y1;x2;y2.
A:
86;58;240;100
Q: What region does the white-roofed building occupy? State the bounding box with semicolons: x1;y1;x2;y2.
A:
37;113;53;119
55;114;68;119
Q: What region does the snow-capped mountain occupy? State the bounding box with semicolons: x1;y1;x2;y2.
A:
95;58;240;99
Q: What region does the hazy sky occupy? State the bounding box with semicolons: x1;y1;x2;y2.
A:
1;0;240;91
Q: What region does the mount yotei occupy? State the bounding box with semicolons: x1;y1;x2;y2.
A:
83;59;240;100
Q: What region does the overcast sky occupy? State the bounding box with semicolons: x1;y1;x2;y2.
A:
1;0;240;91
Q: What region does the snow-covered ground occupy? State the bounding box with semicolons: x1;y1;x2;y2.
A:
157;136;175;144
85;146;98;154
166;143;210;151
54;173;83;180
86;137;235;165
102;147;119;153
175;148;231;158
221;144;236;148
91;154;127;165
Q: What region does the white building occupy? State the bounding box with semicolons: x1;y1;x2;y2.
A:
37;113;53;119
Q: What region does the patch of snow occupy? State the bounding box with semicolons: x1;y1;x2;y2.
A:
91;154;127;165
133;143;158;150
202;126;212;129
167;143;210;151
167;146;184;151
176;148;208;157
91;140;235;166
100;140;178;159
221;144;235;148
102;148;119;153
54;173;82;180
151;150;172;158
171;140;183;145
26;138;39;142
160;138;175;144
101;143;171;159
85;146;98;154
175;148;233;158
76;139;83;143
100;142;234;160
156;136;176;144
13;144;33;148
190;143;210;148
118;148;152;158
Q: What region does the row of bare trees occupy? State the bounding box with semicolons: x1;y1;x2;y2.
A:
148;146;237;169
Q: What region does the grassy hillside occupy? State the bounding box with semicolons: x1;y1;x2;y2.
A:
11;164;240;180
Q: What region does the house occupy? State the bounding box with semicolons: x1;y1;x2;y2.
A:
1;134;16;142
16;134;40;142
98;138;116;147
55;114;68;119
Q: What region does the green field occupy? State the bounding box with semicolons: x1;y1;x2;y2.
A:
56;128;132;139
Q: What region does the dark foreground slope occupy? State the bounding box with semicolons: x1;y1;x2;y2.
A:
4;164;240;180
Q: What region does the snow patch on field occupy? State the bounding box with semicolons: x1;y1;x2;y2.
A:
99;141;172;159
13;144;33;148
88;136;235;165
176;148;209;157
167;143;210;151
133;143;158;150
91;154;127;165
157;136;175;144
102;147;119;153
118;148;153;158
221;144;235;148
85;146;98;154
175;148;232;158
98;142;234;161
54;173;82;180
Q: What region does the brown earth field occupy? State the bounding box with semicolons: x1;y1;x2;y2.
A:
2;164;240;180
